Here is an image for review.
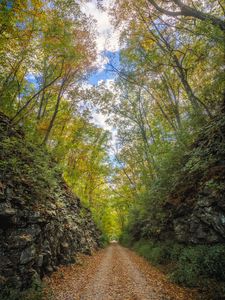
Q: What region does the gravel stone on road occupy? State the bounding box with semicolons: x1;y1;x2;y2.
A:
44;243;199;300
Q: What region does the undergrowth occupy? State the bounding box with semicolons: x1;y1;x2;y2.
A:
0;280;52;300
123;238;225;293
0;133;62;203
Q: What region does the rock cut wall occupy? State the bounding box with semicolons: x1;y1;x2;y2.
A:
165;116;225;244
0;113;100;290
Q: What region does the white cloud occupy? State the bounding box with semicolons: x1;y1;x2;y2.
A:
95;54;109;72
92;111;118;150
81;0;120;71
79;2;120;151
92;111;110;129
79;82;93;90
97;78;115;89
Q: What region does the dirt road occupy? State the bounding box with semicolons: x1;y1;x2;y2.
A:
45;243;198;300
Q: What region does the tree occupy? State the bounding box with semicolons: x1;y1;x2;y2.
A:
106;0;225;239
147;0;225;31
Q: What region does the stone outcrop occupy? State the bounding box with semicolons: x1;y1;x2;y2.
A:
165;116;225;244
0;113;100;290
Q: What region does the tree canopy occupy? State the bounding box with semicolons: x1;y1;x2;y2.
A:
0;0;225;241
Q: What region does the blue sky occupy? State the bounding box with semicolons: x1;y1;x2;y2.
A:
88;50;120;85
79;0;121;150
81;0;120;84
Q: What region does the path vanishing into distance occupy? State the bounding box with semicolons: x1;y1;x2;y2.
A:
44;243;199;300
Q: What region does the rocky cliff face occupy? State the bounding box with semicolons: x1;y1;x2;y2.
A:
165;116;225;244
0;113;100;290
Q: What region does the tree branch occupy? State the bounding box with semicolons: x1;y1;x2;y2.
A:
148;0;225;31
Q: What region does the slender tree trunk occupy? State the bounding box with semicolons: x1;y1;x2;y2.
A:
0;57;25;103
150;21;213;117
11;74;61;124
42;80;65;144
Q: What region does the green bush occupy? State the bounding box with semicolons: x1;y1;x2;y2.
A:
99;233;110;248
119;232;134;247
132;239;225;288
202;245;225;280
0;279;51;300
170;245;225;287
132;239;186;265
170;249;201;287
0;133;61;203
133;240;169;265
163;242;184;262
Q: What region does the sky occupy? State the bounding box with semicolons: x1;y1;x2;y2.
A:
88;50;120;85
81;0;120;70
81;0;120;145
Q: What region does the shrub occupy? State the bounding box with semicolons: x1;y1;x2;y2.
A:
99;233;110;248
201;245;225;280
120;232;134;247
0;132;61;204
166;242;184;261
0;279;50;300
133;240;169;265
132;239;225;288
170;245;225;287
170;249;201;287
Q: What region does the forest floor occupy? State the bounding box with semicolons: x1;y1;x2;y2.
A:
44;243;200;300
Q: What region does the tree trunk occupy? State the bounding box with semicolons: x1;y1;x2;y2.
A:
42;80;65;144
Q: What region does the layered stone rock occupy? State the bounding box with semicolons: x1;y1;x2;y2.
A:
165;116;225;244
0;113;100;290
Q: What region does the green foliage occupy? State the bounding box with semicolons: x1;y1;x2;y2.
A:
105;0;225;256
127;238;225;287
0;134;60;201
132;239;225;288
131;239;225;289
132;240;184;266
170;247;203;287
0;0;225;288
98;233;110;248
0;279;51;300
133;240;168;265
171;245;225;287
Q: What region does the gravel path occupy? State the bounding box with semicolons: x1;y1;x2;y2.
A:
44;243;199;300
